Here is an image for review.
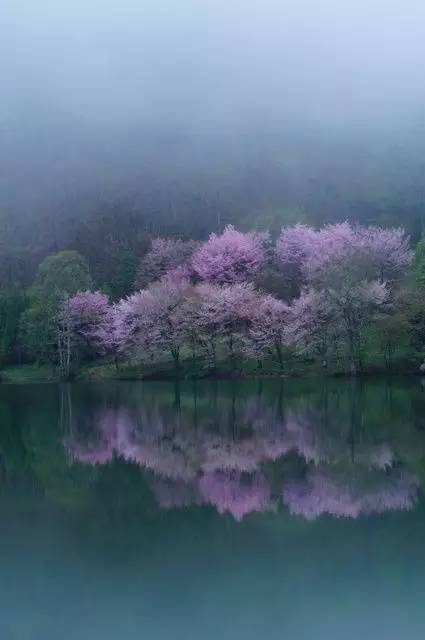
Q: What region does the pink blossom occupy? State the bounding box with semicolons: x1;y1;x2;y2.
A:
199;471;273;520
282;468;418;519
114;274;196;362
276;221;412;287
59;291;112;364
285;288;334;357
195;281;261;363
149;477;202;509
192;225;268;285
244;294;290;364
276;223;318;266
135;237;198;287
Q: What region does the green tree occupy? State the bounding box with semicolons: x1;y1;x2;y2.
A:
20;251;92;366
109;250;137;300
412;234;425;289
375;312;409;369
0;288;25;366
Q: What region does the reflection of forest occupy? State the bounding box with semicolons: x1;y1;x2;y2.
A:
62;379;425;520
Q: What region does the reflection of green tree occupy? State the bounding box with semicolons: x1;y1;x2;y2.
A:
23;393;99;511
0;387;28;482
0;386;161;531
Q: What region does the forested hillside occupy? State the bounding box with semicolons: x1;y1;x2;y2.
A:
2;127;425;292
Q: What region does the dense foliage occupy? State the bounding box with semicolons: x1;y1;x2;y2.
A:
4;220;423;379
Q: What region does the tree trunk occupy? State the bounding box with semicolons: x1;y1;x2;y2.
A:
171;347;180;375
275;342;284;371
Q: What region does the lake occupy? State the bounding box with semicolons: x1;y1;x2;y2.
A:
1;378;425;639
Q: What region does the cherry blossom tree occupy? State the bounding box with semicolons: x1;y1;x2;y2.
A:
287;280;388;372
244;295;290;369
303;222;360;281
97;301;131;359
195;281;260;368
305;223;412;288
326;278;388;373
275;223;318;296
357;225;412;284
56;291;111;377
277;222;403;372
277;222;412;290
116;274;197;367
276;223;317;266
67;291;111;355
60;222;412;375
285;288;335;359
135;237;198;288
192;225;268;285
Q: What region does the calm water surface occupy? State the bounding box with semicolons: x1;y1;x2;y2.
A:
1;378;425;639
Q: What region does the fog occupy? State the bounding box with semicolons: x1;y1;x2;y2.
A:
2;0;425;259
3;0;425;132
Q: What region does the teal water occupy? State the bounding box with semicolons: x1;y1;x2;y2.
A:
1;378;425;638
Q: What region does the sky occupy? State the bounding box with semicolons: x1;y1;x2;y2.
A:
2;0;425;134
1;0;425;224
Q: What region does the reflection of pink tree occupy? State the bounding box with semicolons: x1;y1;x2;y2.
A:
66;400;399;478
65;408;131;465
67;406;198;481
282;399;397;470
65;391;419;521
282;467;418;519
199;471;273;521
149;477;202;509
65;400;334;478
199;404;322;472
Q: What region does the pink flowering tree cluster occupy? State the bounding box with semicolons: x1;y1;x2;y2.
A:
114;274;196;368
191;225;269;285
277;222;411;288
195;282;262;368
67;291;111;355
135;237;199;288
277;222;411;372
57;291;111;377
244;295;290;369
61;222;412;375
284;288;333;359
113;279;284;370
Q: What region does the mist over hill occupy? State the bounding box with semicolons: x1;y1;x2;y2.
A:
2;0;425;285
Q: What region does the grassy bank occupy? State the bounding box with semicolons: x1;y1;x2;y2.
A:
0;364;59;384
1;350;421;384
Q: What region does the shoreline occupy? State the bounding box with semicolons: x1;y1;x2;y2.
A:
0;362;421;384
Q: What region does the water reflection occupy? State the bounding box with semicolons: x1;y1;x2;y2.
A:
64;380;421;520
